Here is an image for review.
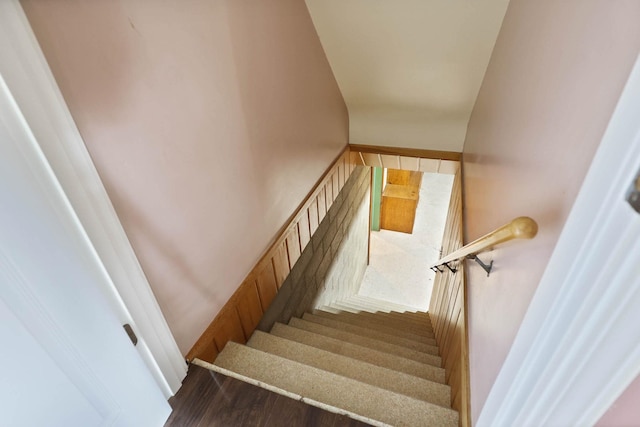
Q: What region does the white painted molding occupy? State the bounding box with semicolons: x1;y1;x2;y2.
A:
0;78;170;423
478;54;640;426
0;1;186;396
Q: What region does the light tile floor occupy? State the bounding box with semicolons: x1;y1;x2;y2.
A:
357;172;454;311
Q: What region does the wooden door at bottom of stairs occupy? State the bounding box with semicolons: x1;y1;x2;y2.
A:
0;75;171;426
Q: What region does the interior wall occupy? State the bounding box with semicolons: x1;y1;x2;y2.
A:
461;1;640;422
596;375;640;426
21;0;347;354
349;107;468;151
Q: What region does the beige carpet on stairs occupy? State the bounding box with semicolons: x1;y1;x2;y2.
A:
195;307;458;427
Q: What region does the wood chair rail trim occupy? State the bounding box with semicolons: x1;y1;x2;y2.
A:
186;146;354;362
349;144;461;161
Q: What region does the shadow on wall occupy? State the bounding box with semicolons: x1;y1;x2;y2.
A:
256;166;371;332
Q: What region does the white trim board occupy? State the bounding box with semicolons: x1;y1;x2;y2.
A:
0;1;186;396
477;54;640;426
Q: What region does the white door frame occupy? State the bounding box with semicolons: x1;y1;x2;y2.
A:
0;70;171;427
0;1;186;396
478;54;640;425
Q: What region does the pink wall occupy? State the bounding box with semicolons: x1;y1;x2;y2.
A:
462;0;640;422
21;0;348;354
597;375;640;426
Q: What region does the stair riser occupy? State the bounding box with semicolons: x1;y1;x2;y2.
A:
347;295;422;313
318;305;344;314
212;343;458;427
331;300;400;313
303;313;437;352
313;310;435;340
247;331;451;407
330;302;382;314
381;315;434;331
288;318;443;369
271;322;443;374
347;311;435;335
387;311;432;324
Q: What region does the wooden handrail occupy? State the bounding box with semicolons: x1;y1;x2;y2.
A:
430;217;538;269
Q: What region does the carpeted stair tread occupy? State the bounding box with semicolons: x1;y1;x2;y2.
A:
326;302;362;314
350;294;422;311
340;310;434;336
333;301;378;314
312;309;435;341
211;343;458;427
317;305;344;314
332;300;390;313
328;306;432;328
330;299;394;314
271;322;443;377
288;317;441;363
344;312;433;335
379;312;434;330
302;313;437;351
247;331;451;407
346;295;422;313
389;310;431;324
312;310;435;340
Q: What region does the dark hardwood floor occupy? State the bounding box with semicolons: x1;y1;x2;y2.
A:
165;365;373;427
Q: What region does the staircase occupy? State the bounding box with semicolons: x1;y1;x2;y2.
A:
194;304;458;426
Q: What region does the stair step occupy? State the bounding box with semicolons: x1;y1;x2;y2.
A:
349;295;422;313
312;310;435;340
387;310;432;324
344;295;418;312
378;311;433;327
325;302;362;314
382;316;435;334
331;300;389;314
339;297;392;313
317;305;344;314
302;313;437;352
271;322;443;376
344;310;434;335
210;343;458;427
318;295;432;329
247;331;451;407
288;318;442;366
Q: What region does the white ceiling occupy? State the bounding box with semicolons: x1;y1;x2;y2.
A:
305;0;510;151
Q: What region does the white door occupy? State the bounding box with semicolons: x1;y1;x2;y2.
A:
0;0;186;398
0;72;171;426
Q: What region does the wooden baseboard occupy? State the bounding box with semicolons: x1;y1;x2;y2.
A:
428;169;471;426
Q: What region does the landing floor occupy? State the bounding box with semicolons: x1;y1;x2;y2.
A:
358;172;454;310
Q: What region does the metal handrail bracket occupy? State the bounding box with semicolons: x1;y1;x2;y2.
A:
430;217;538;277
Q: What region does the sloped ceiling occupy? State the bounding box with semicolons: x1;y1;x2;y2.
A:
305;0;510;151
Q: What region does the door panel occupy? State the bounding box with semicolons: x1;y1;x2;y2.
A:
0;76;170;426
0;298;105;427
